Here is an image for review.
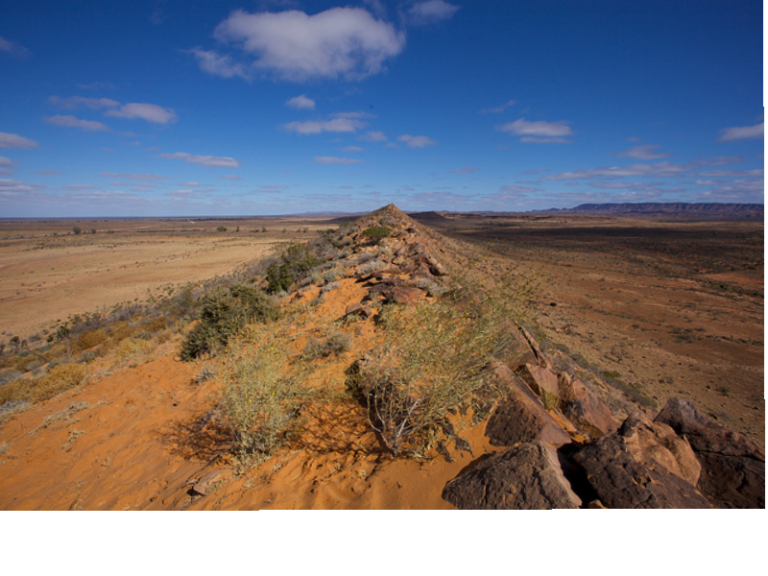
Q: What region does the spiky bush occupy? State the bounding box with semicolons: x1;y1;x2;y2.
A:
266;244;321;293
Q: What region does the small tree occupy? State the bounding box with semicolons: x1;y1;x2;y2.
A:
73;226;82;235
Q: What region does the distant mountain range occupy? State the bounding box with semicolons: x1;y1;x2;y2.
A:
567;202;763;216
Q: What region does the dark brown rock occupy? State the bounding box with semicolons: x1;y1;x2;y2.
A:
381;286;422;306
654;397;765;508
485;363;572;448
558;374;617;439
573;413;711;509
504;327;540;371
442;442;582;510
344;303;374;319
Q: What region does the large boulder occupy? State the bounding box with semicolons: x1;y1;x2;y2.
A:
485;363;572;448
558;373;617;439
654;398;765;509
442;442;582;510
573;413;711;508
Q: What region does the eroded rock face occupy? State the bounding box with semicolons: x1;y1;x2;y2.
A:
485;364;572;448
442;442;582;510
654;398;765;509
573;413;711;509
558;374;617;440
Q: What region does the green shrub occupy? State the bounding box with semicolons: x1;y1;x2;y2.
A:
180;284;278;361
362;226;391;242
266;244;321;293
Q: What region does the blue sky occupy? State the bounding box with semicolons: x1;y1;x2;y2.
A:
0;0;763;216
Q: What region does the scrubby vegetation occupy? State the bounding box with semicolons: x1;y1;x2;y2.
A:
266;244;321;293
180;283;279;361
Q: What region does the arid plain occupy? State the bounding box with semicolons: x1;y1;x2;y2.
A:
0;209;763;509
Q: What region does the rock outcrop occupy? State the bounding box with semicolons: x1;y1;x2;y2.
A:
442;442;582;510
572;413;711;508
654;398;765;509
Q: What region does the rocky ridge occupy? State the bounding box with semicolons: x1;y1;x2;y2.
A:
297;204;764;509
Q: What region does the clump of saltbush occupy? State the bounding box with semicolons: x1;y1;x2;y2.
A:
180;284;278;361
266;244;321;294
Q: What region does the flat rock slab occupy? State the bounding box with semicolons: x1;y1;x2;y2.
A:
573;413;711;509
442;442;582;510
655;398;765;509
559;377;617;439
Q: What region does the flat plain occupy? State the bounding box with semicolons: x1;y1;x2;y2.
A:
0;216;328;341
418;212;764;442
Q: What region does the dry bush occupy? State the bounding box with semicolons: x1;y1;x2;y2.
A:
302;332;351;361
0;363;88;406
220;336;309;458
350;295;514;457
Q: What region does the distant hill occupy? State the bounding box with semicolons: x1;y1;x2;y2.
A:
568;202;763;218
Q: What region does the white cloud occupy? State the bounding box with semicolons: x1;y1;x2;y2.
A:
398;134;435;148
343;146;364;152
0;178;43;194
283;117;365;134
407;1;460;25
0;35;30;58
45;115;110;132
0;132;38;149
698;169;763;177
480;100;516;114
612;144;673;160
286;95;316;110
544;162;690;181
209;7;406;81
501;184;543;194
360;130;388;142
315;156;366;164
106;103;176;124
48;96;120;110
719;122;764;142
157;152;239;167
450;166;479;173
0;156;16;168
498;118;573;143
99;172;169;180
187;48;249;80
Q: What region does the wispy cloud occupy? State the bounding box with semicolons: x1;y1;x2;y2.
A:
0;132;39;149
315;156;366;165
611;144;673;160
480;100;515;114
360;130;388;142
157;152;239;167
48;96;120;110
450;166;479;173
343;146;364;152
286;94;316;110
99;172;169;180
106;103;176;124
198;7;406;82
543;162;689;181
0;35;30;58
221;175;242;181
498;118;573;143
398;134;435;148
406;1;460;26
45;115;110;132
187;48;249;80
283;117;366;134
0;156;16;168
719;122;763;142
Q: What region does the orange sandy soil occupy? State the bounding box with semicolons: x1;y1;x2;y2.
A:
0;278;497;510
